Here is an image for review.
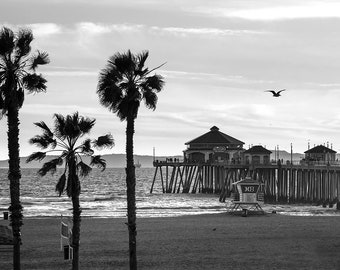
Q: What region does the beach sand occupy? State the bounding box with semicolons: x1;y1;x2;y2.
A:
1;213;340;269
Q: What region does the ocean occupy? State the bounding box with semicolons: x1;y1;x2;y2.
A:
0;168;339;218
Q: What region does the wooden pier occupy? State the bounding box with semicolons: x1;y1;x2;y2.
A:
151;161;340;207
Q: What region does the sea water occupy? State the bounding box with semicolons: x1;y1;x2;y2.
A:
0;168;339;218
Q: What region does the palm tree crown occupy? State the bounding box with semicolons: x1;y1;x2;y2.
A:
0;27;49;117
97;50;165;120
27;112;114;197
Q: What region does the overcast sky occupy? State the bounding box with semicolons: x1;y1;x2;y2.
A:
1;0;340;160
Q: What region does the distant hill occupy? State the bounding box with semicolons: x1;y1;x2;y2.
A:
0;154;183;169
269;150;304;162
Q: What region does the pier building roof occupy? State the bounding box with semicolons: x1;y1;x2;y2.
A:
185;126;244;145
304;145;336;154
244;145;272;154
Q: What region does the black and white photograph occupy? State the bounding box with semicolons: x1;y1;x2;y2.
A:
1;1;340;269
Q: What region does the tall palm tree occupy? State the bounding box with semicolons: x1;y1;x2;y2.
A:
27;112;114;270
97;50;165;269
0;26;49;270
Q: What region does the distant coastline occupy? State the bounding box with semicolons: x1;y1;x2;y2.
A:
0;154;183;169
2;151;340;169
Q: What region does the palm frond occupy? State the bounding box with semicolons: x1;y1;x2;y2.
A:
53;113;66;138
136;50;149;75
93;134;114;149
0;81;10;96
29;134;56;149
15;28;33;59
26;151;46;163
141;74;165;92
0;94;4;110
78;115;95;135
63;113;81;139
77;161;92;177
60;150;69;159
29;50;50;71
113;50;136;75
0;27;14;56
144;62;167;76
38;157;63;176
143;90;158;110
0;84;11;115
34;121;53;137
55;173;66;196
96;74;123;112
117;99;140;120
79;138;94;155
102;60;122;82
22;73;47;93
90;155;106;171
17;87;25;109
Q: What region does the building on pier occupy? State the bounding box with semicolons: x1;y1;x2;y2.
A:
304;145;337;163
243;145;272;164
183;126;244;163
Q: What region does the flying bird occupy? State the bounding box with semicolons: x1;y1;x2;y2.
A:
265;89;286;97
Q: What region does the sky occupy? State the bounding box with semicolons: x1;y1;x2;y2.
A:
1;0;340;160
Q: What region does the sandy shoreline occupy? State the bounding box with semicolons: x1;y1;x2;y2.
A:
1;213;340;269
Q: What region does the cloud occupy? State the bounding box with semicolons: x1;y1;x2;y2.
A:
150;26;265;37
230;3;340;20
317;83;340;87
28;23;62;36
76;22;144;34
190;2;340;21
5;22;265;45
3;22;145;38
73;23;264;39
0;23;62;36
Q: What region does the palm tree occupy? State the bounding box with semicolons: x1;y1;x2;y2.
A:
97;50;165;269
0;26;49;270
27;112;114;270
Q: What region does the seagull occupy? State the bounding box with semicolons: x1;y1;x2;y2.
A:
265;89;286;97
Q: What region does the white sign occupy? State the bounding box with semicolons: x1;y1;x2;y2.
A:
213;146;226;152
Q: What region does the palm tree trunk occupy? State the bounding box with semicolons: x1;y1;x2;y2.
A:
7;105;23;270
69;159;81;270
71;194;81;270
126;115;137;269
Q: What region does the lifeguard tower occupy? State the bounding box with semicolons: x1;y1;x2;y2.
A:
230;177;264;216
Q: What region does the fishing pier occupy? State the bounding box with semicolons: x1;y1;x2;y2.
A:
150;160;340;206
150;126;340;207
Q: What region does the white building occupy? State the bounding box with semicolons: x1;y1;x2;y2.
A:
183;126;244;163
